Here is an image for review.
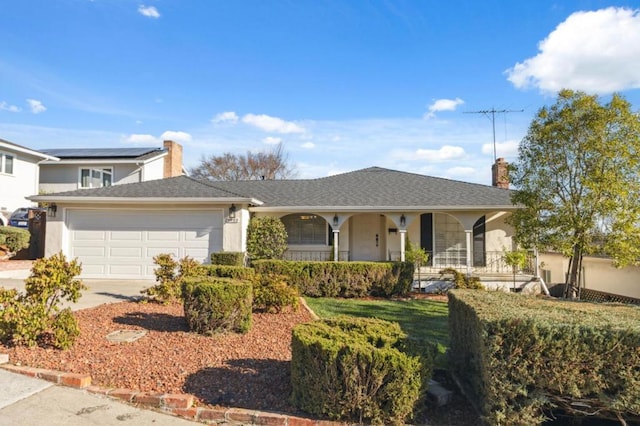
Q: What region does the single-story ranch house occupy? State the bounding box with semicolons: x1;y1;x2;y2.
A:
30;162;520;281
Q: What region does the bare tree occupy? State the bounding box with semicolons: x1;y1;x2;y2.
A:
189;143;297;181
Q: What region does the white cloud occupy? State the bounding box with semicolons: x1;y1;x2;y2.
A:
445;166;477;178
506;7;640;94
27;99;46;114
124;134;157;145
212;111;239;124
161;130;192;143
263;136;282;145
301;141;315;149
481;140;520;158
414;145;466;162
242;113;305;134
0;101;21;112
424;97;464;119
138;5;160;18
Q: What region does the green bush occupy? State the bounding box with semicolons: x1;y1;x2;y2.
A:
210;251;245;266
0;252;85;349
448;290;640;425
182;277;252;334
0;226;30;254
252;260;414;298
200;264;256;280
291;316;430;425
142;254;203;303
440;267;483;290
252;274;299;313
246;216;288;262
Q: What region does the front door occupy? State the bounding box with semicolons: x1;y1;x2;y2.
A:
350;214;385;261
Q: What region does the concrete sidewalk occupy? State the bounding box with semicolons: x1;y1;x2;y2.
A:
0;369;197;425
0;275;199;425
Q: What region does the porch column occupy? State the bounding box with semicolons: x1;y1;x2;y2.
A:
400;230;406;261
465;230;473;276
333;230;339;262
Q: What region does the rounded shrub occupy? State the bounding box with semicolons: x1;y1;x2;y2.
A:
182;277;252;334
291;316;427;425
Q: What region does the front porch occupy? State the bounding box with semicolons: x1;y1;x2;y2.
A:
285;249;536;276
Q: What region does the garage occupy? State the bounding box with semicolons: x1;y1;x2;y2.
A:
67;209;223;279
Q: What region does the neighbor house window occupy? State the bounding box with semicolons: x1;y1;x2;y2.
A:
281;213;329;245
0;152;14;175
80;167;112;188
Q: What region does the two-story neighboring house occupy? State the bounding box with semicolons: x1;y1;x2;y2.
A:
0;138;59;225
38;140;183;193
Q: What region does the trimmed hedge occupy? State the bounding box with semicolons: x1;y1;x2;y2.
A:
200;264;256;280
210;251;245;266
291;316;432;425
448;290;640;425
252;260;414;298
0;226;30;254
181;277;252;334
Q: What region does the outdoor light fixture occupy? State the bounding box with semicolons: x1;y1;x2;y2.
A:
400;214;406;227
229;204;237;219
47;204;57;218
333;214;339;227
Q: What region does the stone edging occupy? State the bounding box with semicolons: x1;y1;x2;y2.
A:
0;363;344;425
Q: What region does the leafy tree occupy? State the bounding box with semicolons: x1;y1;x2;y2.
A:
510;90;640;298
246;216;288;262
189;143;296;181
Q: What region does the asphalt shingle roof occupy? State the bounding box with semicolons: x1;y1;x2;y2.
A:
209;167;513;208
45;176;247;199
38;167;514;209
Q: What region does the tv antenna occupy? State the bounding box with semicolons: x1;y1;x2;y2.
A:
464;108;523;161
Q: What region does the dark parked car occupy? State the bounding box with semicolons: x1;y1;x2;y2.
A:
9;207;31;228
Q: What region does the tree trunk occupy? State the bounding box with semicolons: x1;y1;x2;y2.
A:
563;245;582;299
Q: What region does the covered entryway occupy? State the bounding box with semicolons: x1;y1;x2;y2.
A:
67;209;222;279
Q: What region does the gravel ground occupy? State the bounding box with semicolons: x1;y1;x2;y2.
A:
0;298;486;424
0;301;314;415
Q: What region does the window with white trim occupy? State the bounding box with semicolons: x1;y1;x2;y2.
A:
80;167;113;188
0;152;14;175
282;213;330;245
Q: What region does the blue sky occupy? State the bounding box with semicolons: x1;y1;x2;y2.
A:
2;1;640;184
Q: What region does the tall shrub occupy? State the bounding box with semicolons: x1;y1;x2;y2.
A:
0;227;30;255
246;216;288;262
0;252;85;349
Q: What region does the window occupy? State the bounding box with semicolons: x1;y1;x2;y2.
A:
80;167;112;188
473;216;486;267
281;213;329;245
0;152;14;175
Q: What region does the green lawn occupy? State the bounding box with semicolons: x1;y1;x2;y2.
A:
304;297;449;349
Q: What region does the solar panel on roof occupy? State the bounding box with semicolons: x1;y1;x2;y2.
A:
41;148;160;158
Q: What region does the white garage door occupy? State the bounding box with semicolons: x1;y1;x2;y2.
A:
67;209;223;279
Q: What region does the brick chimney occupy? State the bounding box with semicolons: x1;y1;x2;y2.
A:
163;140;183;178
492;157;509;189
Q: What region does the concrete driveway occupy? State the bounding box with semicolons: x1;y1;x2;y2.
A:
0;278;153;311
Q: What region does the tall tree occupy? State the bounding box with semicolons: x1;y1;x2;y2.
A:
510;90;640;298
189;143;296;181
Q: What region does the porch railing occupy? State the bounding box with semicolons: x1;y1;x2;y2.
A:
284;250;350;261
389;249;536;275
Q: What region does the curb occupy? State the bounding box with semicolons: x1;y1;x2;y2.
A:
0;363;344;425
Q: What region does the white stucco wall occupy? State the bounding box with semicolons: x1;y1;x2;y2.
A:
539;252;640;299
141;157;165;181
0;151;40;212
485;213;514;252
